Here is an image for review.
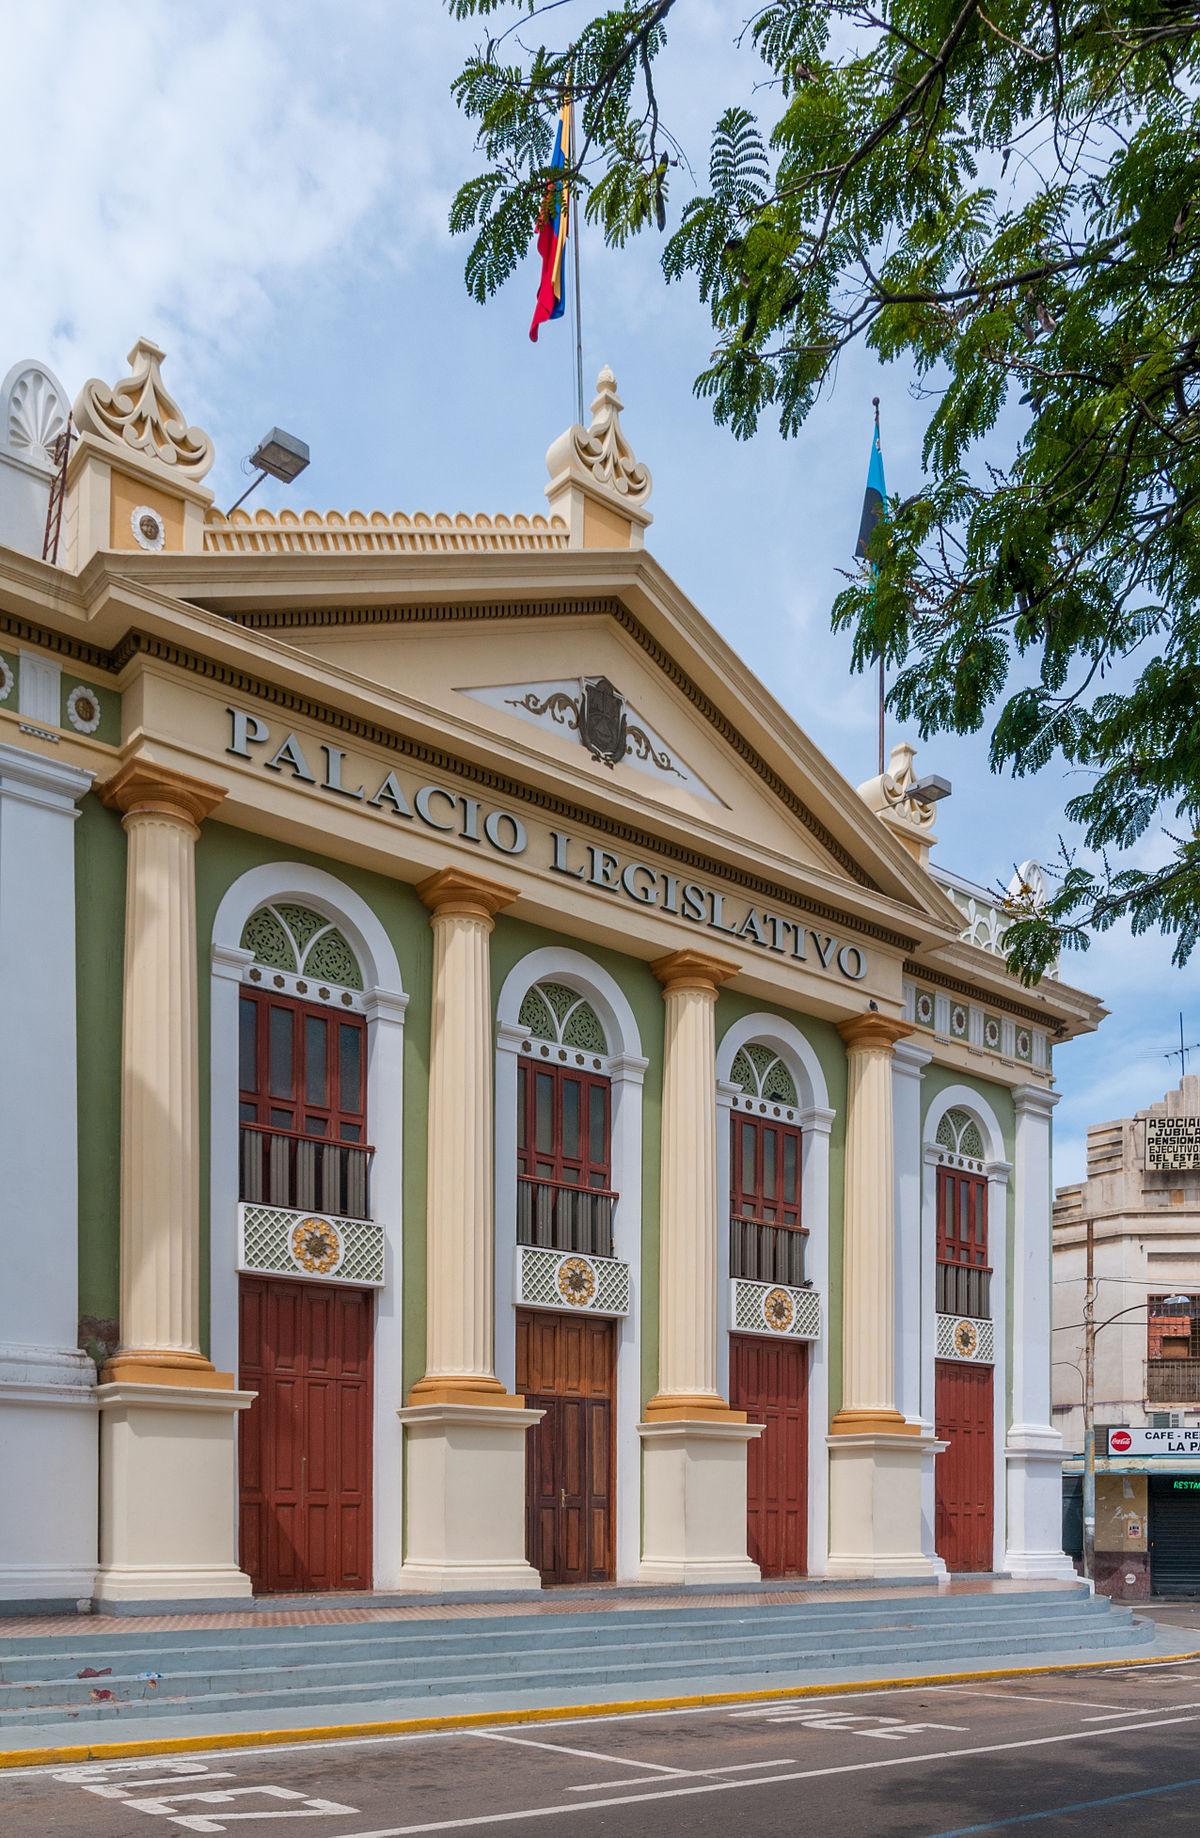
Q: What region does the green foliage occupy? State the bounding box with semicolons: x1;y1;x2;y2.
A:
447;0;1200;983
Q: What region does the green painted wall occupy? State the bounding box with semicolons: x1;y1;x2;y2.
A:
489;917;665;1409
716;993;848;1422
193;823;432;1369
75;794;125;1329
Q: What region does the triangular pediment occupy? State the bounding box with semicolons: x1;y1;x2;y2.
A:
459;677;726;806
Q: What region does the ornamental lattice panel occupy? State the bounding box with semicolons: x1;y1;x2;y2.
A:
516;1245;631;1317
238;1204;385;1287
731;1278;821;1341
936;1312;995;1364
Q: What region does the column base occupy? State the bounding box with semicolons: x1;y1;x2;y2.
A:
826;1431;946;1578
0;1346;98;1606
637;1419;762;1584
1004;1431;1076;1580
397;1402;544;1593
94;1381;255;1609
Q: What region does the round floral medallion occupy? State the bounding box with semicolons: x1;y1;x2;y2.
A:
557;1256;596;1307
954;1318;978;1358
915;991;934;1027
0;658;12;704
764;1286;795;1333
291;1216;342;1275
130;504;166;551
984;1017;1001;1050
66;683;101;734
950;1003;968;1036
1015;1028;1032;1060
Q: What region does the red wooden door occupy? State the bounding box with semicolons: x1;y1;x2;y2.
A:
517;1310;614;1585
730;1335;809;1577
239;1276;373;1593
935;1360;994;1572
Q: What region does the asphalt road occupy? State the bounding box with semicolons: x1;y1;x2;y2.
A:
9;1659;1200;1836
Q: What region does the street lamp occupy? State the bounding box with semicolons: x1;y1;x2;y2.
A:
225;427;310;517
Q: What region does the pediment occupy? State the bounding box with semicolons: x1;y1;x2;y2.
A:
459;677;725;806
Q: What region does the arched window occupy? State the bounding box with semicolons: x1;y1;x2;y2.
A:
516;981;614;1258
238;905;371;1221
729;1044;805;1286
935;1109;990;1319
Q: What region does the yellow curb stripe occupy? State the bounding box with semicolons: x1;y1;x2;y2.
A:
3;1646;1199;1773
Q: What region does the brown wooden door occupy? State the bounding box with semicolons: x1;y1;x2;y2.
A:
517;1310;614;1585
935;1360;994;1573
239;1275;373;1593
730;1334;809;1577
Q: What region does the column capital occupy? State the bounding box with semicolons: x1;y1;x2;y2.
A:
416;865;518;924
99;757;226;832
838;1012;912;1053
650;947;739;995
1013;1082;1060;1119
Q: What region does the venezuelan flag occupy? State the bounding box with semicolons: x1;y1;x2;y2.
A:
529;99;571;343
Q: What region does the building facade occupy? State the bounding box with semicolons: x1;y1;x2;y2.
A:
1054;1075;1200;1597
0;343;1100;1610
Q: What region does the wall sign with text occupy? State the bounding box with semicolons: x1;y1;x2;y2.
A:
1147;1115;1200;1171
225;707;870;980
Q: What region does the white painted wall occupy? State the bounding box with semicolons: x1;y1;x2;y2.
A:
0;742;97;1603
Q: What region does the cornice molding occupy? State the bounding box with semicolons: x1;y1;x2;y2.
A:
0;610;918;953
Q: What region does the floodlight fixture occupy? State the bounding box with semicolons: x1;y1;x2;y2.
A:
225;426;310;516
903;773;952;806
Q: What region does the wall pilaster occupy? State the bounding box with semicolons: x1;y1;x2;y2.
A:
1006;1083;1073;1578
0;743;98;1607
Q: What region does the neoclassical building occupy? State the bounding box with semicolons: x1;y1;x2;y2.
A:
0;342;1102;1610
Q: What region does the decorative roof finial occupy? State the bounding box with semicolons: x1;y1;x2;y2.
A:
74;337;214;479
545;366;653;548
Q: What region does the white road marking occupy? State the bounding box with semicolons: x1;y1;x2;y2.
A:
320;1708;1200;1838
954;1690;1141;1711
564;1758;799;1791
469;1730;688;1775
117;1784;356;1832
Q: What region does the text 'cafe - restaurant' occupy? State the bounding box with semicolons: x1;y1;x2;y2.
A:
0;342;1103;1609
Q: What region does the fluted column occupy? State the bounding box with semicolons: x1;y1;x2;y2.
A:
100;759;226;1384
832;1013;918;1436
409;866;519;1407
645;948;741;1419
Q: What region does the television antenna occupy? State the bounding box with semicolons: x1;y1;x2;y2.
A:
1165;1012;1200;1077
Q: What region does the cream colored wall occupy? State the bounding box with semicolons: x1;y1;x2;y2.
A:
286;617;834;870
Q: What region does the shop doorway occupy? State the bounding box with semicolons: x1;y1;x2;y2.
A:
935;1360;994;1572
238;1275;373;1594
517;1309;615;1585
730;1334;809;1577
1150;1475;1200;1595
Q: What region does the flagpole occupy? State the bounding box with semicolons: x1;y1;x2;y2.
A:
571;95;584;425
873;397;884;776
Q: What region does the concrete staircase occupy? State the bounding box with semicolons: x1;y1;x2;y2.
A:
0;1587;1152;1731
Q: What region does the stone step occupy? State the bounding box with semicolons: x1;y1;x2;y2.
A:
0;1599;1151;1728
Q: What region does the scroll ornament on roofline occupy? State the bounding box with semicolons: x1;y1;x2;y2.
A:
73;337;214;478
507;675;684;776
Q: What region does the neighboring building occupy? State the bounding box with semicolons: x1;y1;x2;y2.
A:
1054;1076;1200;1597
0;341;1101;1612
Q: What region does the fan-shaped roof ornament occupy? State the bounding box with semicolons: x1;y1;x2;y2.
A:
73;337;214;479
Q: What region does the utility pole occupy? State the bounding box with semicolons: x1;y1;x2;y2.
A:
1083;1217;1095;1581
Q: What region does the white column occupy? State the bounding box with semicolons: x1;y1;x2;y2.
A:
1006;1084;1074;1578
365;984;410;1591
94;758;254;1608
0;742;97;1607
398;867;542;1591
639;949;760;1584
828;1015;939;1579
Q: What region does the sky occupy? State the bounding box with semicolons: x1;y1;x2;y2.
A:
5;0;1195;1180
